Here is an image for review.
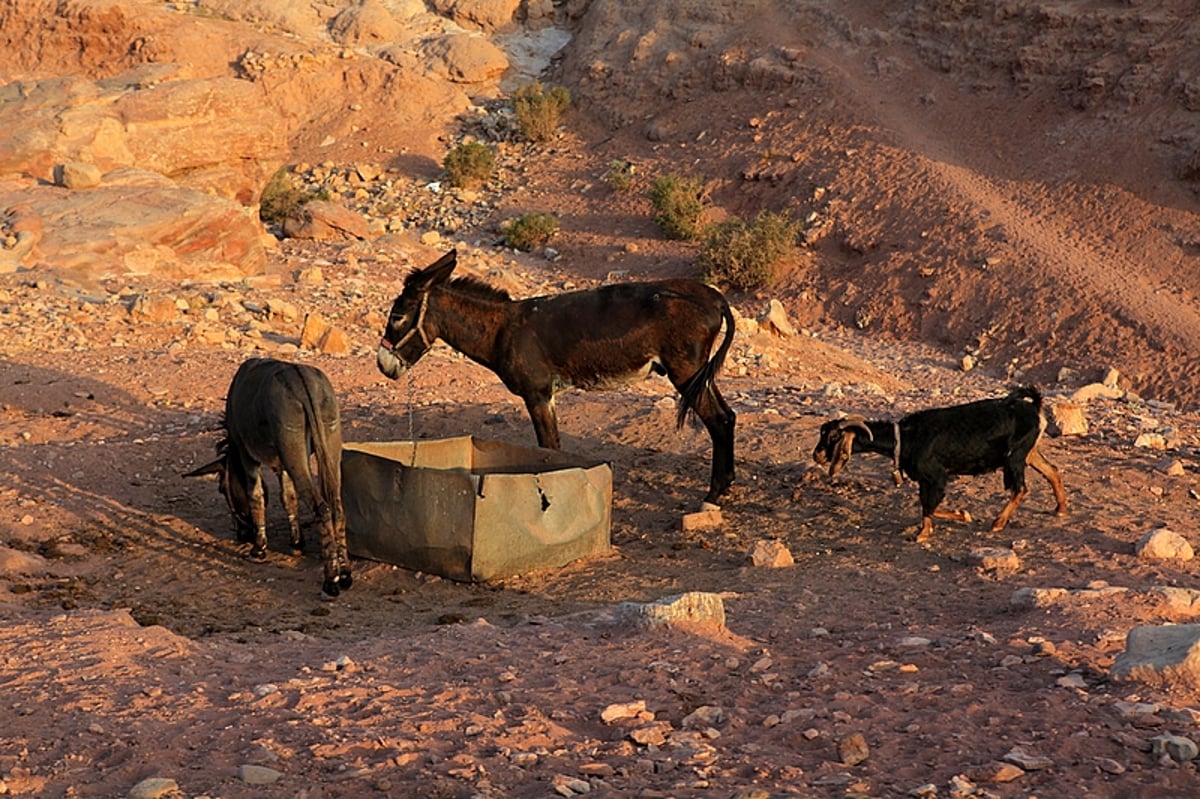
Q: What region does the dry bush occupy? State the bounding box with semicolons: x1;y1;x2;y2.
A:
512;82;571;143
503;212;559;251
259;167;312;225
443;142;495;189
648;174;707;240
698;211;802;291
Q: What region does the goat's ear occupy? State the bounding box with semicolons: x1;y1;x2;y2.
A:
828;431;857;478
183;459;225;478
406;249;457;291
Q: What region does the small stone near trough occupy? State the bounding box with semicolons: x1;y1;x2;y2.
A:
967;547;1021;574
682;705;725;729
1152;586;1200;614
1136;528;1194;561
127;777;180;799
129;294;178;323
971;760;1025;783
238;764;283;785
759;298;797;337
1151;734;1199;763
1002;747;1053;771
682;507;722;532
1112;624;1200;689
300;311;351;355
1134;431;1167;449
839;732;870;766
1070;382;1125;403
600;699;646;724
1156;457;1186;476
746;539;793;567
56;161;102;189
616;591;726;630
1049;400;1088;436
282;200;369;241
629;722;670;747
1009;586;1068;609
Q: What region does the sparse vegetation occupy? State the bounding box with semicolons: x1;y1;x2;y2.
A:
503;212;560;251
697;211;802;291
648;174;707;241
603;159;636;193
512;82;571;143
443;141;495;189
259;167;313;225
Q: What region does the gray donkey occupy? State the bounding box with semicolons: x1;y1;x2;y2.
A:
186;358;352;598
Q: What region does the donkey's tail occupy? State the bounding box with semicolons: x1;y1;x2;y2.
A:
293;367;342;514
676;298;735;430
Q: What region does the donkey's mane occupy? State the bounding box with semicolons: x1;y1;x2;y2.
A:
446;275;512;302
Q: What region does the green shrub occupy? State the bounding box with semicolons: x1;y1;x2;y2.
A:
512;82;571;143
443;141;495;189
698;211;801;291
603;159;635;193
503;212;559;251
259;167;311;225
648;174;707;240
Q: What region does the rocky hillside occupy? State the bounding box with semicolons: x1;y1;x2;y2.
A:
2;0;1200;406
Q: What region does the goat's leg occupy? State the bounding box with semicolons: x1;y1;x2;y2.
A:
991;459;1030;532
278;470;305;554
692;385;736;506
911;478;950;543
524;396;561;449
1027;446;1068;516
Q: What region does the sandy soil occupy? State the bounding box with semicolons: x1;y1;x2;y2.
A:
5;1;1200;798
3;237;1200;798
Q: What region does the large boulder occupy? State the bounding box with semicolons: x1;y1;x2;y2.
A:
0;66;287;204
0;171;271;279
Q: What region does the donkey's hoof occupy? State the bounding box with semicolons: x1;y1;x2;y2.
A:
320;580;341;600
337;573;354;591
248;547;269;562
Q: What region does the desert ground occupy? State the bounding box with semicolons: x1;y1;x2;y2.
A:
4;1;1200;798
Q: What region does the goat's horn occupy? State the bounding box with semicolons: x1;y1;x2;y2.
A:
837;416;873;442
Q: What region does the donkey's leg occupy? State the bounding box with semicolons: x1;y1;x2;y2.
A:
246;463;270;561
278;470;305;554
692;385;736;505
320;457;353;592
524;396;561;449
278;444;343;597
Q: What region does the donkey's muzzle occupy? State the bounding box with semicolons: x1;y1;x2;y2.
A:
376;345;407;380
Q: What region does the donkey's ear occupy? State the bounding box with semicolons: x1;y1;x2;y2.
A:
406;249;457;290
183;458;225;478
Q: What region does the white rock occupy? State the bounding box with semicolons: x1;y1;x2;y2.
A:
1136;528;1194;561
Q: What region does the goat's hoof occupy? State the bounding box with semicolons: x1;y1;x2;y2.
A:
248;547;268;562
320;580;341;600
337;573;354;591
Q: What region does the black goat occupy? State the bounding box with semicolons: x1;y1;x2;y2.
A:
812;386;1068;542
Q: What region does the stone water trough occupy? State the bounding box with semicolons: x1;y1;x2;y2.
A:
341;436;612;582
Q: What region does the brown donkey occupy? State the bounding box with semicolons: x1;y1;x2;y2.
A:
376;250;737;506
